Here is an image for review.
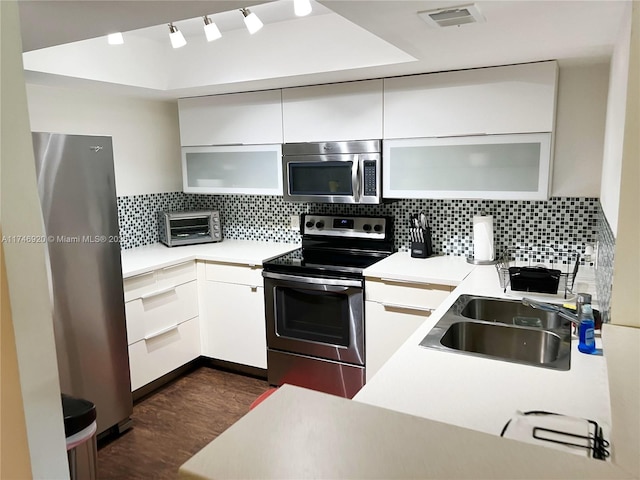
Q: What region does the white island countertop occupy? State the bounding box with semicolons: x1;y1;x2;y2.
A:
120;240;299;278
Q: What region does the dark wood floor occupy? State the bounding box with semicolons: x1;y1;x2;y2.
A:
97;366;269;479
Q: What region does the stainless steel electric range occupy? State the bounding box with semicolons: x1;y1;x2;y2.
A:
262;214;394;398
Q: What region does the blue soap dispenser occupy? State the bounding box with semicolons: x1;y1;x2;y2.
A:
578;304;596;354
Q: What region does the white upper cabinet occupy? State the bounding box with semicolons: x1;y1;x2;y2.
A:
383;133;553;200
383;61;558;139
178;90;283;146
282;79;383;142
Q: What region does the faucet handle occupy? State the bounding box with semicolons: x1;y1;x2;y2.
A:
576;293;592;320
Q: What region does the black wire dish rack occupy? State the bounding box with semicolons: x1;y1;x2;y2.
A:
495;247;581;299
500;410;610;460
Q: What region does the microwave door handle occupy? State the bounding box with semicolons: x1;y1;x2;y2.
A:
351;154;360;201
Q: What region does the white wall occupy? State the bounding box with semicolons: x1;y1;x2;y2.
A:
1;1;69;477
552;63;609;197
611;1;639;329
600;2;633;236
26;84;183;196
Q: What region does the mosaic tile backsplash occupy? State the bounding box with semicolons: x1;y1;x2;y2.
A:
117;191;615;321
595;208;616;323
118;192;599;257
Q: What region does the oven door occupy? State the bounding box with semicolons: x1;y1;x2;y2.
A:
263;271;364;365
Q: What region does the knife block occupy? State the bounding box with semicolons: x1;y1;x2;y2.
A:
410;227;433;258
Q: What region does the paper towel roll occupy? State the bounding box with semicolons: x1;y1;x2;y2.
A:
473;215;494;261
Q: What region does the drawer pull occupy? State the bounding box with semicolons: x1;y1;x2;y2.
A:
140;286;176;300
381;302;434;313
161;261;192;271
379;277;429;286
144;324;179;341
250;286;259;291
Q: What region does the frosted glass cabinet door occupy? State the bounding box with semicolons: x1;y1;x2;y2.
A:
383;133;552;200
182;145;283;195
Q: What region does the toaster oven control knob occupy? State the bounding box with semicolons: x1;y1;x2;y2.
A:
305;220;315;228
363;224;372;232
374;224;383;232
315;221;324;229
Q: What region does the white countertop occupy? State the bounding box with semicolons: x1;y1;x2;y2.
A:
363;251;476;286
178;250;639;479
355;264;612;444
120;240;299;278
179;383;628;480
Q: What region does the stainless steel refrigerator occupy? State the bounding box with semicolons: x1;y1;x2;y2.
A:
33;132;132;436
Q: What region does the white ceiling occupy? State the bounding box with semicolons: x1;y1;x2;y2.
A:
18;0;629;100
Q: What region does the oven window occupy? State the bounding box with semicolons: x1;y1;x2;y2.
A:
275;287;350;346
289;161;353;196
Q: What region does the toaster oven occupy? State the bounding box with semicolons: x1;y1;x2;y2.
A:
158;210;221;247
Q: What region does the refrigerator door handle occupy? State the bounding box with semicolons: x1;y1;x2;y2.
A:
144;324;179;341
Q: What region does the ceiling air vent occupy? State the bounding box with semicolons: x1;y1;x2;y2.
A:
418;4;486;28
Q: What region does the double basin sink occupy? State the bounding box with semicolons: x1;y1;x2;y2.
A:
420;295;572;370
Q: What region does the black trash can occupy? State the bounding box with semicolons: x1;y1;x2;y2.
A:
61;394;97;480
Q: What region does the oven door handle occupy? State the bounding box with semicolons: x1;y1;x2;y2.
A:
262;271;362;288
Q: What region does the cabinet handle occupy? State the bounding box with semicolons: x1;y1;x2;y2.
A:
380;302;434;313
140;286;176;300
161;261;192;272
144;324;179;341
380;277;429;287
250;286;259;291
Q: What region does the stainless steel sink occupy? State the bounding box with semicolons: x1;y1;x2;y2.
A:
420;295;571;370
460;297;567;329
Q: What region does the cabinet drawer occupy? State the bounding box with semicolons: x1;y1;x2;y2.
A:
123;270;156;302
366;278;452;311
204;262;263;286
157;261;196;288
123;261;196;302
128;316;200;391
125;280;198;345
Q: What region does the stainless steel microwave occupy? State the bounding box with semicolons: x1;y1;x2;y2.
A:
158;210;221;247
282;140;381;204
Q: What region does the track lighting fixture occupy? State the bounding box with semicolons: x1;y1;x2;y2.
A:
107;32;124;45
240;8;263;34
294;0;312;17
168;23;187;49
203;16;222;42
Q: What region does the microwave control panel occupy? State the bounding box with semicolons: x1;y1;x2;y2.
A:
363;160;377;196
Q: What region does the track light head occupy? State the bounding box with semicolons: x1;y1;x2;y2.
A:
168;23;187;48
107;32;124;45
240;8;263;34
294;0;312;17
203;16;222;42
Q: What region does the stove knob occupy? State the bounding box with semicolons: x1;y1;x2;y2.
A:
305;221;315;228
315;221;324;229
374;224;383;232
363;224;372;231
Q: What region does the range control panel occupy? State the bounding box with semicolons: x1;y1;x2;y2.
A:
302;214;388;240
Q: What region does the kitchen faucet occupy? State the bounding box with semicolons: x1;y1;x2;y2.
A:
522;293;592;327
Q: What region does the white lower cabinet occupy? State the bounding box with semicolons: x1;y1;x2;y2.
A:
365;301;430;382
123;261;200;391
365;277;453;381
128;317;200;391
199;261;267;369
